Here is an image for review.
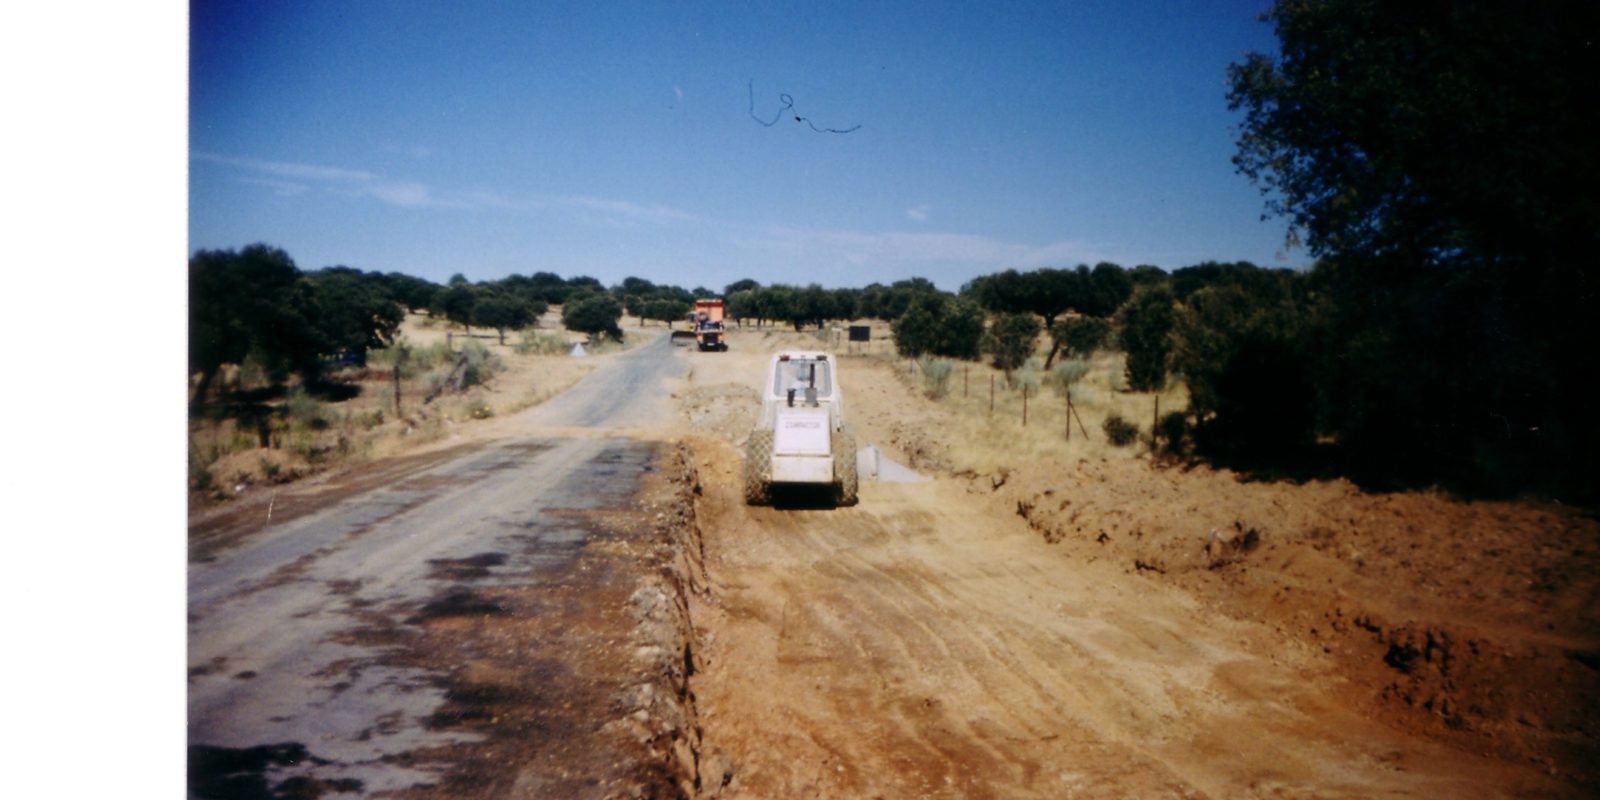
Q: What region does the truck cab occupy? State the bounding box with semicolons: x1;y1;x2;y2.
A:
693;299;728;351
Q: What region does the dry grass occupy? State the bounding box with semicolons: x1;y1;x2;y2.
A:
728;321;1191;475
189;310;594;501
895;350;1189;468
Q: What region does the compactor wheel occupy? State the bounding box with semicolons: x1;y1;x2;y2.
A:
744;429;774;505
832;430;859;507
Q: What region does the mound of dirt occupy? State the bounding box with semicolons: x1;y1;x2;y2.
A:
984;455;1600;778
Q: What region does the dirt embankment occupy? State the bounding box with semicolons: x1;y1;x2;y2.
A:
989;455;1600;776
629;442;719;798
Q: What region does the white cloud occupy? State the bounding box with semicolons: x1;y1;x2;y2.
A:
750;223;1104;268
561;195;701;224
236;177;307;196
362;182;431;208
448;188;523;210
195;151;448;209
906;205;930;223
193;152;377;182
196;151;710;224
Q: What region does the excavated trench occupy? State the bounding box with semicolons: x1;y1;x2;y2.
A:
623;442;719;798
382;440;722;799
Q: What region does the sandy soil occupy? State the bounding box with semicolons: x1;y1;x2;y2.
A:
671;325;1598;798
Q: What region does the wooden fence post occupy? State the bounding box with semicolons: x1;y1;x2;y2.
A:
1068;391;1091;440
393;346;409;418
1022;385;1029;427
1153;395;1160;449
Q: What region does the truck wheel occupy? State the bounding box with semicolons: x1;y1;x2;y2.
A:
832;431;859;507
744;430;774;505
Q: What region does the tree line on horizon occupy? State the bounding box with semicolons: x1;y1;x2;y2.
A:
187;242;1239;395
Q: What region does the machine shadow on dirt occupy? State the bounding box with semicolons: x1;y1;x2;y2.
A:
765;483;851;510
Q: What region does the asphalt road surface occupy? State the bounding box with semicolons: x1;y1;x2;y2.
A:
188;335;688;797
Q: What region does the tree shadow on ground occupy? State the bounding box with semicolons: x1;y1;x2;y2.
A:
1183;427;1582;505
190;379;366;449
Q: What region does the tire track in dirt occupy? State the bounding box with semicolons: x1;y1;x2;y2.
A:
683;434;1566;798
741;495;1215;796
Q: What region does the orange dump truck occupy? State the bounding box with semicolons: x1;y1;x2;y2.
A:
692;299;728;351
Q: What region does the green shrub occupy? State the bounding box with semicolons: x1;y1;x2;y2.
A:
196;423;259;459
424;368;448;397
514;329;569;355
285;388;330;430
458;341;502;389
562;293;624;341
1118;284;1176;392
1051;316;1112;359
236;354;269;391
189;448;214;492
917;358;954;398
1104;414;1139;447
893;296;984;359
366;341;416;373
981;312;1041;381
1171;281;1319;460
416;341;456;369
1044;359;1090;397
285;428;324;461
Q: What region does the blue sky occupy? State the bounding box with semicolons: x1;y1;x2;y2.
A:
189;0;1296;291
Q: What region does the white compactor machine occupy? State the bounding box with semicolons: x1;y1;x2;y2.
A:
743;351;858;506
